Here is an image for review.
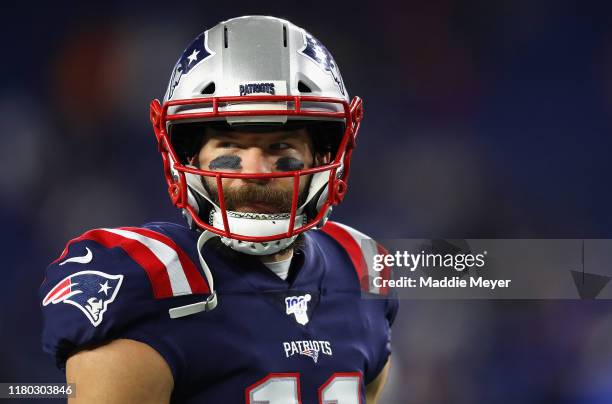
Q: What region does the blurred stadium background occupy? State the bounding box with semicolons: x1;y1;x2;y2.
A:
2;1;612;402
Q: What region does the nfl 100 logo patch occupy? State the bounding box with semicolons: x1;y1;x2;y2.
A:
285;294;311;325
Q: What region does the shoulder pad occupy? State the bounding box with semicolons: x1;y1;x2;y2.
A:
320;221;391;295
40;225;210;368
47;226;209;299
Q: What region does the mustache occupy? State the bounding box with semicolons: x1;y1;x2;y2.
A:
204;180;309;213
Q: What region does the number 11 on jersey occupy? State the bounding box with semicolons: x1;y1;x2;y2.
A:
246;372;362;403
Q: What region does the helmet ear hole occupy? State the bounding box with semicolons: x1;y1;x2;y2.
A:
298;81;312;93
201;82;216;95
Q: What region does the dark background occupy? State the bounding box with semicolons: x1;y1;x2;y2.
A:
1;1;611;402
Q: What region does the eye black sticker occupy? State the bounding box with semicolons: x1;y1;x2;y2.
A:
209;155;242;170
276;157;305;171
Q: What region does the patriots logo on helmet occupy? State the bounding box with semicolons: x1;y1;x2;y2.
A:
42;271;123;327
165;32;212;100
300;32;346;96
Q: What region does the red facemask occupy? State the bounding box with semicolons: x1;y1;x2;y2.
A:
150;94;363;242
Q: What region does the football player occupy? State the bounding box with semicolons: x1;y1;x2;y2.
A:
41;16;398;403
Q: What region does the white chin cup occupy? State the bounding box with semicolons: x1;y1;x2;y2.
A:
210;209;305;255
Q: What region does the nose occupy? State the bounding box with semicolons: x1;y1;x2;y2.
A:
240;147;273;184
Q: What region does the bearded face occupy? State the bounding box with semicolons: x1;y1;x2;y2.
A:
203;180;310;214
191;124;328;215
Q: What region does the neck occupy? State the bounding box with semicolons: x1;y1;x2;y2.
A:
259;248;293;264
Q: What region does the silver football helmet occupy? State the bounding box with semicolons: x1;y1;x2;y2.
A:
150;16;363;257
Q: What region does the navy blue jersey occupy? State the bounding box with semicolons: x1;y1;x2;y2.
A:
40;221;398;403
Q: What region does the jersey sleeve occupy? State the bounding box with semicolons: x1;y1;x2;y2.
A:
320;221;400;382
320;221;394;295
39;226;211;376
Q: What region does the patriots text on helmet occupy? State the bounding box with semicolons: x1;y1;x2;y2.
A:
239;82;276;96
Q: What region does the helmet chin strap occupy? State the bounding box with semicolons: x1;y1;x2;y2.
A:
210;208;306;256
168;230;218;318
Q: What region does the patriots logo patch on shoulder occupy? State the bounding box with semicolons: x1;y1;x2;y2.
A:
42;271;123;327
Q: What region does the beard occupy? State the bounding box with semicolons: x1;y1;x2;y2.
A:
203;177;310;213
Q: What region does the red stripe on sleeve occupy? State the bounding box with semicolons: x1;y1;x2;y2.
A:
52;229;174;299
121;227;210;294
321;222;369;292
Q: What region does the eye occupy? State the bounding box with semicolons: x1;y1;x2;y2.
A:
218;141;239;149
269;142;291;150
